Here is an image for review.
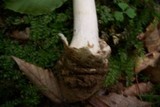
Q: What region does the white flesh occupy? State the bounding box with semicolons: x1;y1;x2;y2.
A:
70;0;100;54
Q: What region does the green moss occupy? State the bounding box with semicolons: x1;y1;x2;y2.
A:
0;2;72;106
97;0;158;87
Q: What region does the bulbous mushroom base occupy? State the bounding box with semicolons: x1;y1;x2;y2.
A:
55;39;110;102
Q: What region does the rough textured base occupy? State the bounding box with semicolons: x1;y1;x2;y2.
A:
55;39;110;102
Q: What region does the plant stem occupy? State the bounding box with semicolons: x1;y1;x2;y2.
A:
70;0;100;54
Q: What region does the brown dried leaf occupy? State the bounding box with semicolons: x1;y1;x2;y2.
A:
135;52;160;73
10;27;30;40
12;56;62;103
144;59;160;83
123;82;153;96
135;52;160;83
88;93;151;107
138;20;160;52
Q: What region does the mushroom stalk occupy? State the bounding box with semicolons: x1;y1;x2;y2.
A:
70;0;100;54
56;0;111;102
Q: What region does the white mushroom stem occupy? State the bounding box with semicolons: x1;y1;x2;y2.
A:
70;0;100;55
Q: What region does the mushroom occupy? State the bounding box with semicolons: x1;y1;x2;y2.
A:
12;0;111;103
56;0;111;102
